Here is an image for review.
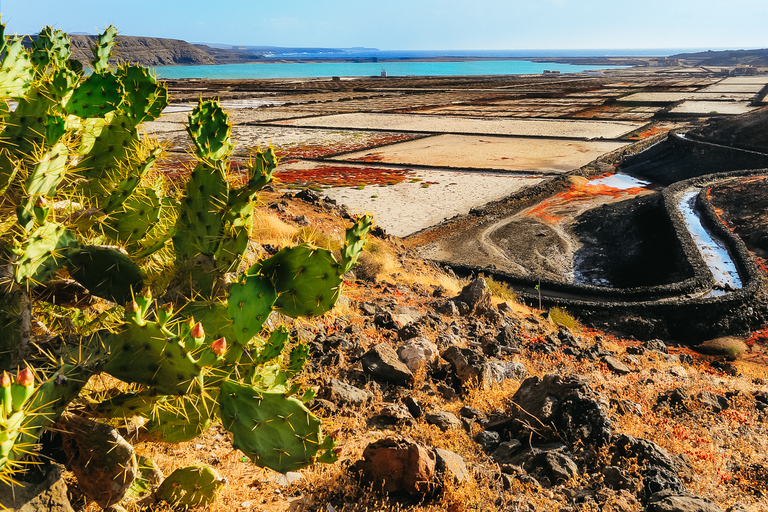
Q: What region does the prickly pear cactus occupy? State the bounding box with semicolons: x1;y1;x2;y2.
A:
156;465;226;507
0;18;374;500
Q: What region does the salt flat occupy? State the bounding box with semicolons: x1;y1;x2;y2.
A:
276;113;644;139
669;101;758;115
331;134;629;173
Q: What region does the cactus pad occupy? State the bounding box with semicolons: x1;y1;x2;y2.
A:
64;71;123;118
260;245;343;318
226;273;277;345
66;246;143;305
187;100;233;162
117;64;168;124
145;395;213;443
14;223;77;288
91;25;117;73
0;38;34;98
157;465;225;508
219;380;337;473
101;322;201;395
340;214;374;274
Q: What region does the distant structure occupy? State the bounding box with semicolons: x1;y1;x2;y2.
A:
381;69;387;77
731;66;758;76
648;57;680;67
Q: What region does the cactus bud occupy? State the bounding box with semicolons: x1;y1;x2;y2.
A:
16;368;34;387
333;446;343;455
1;371;11;417
10;368;35;411
35;195;48;208
125;300;139;313
211;337;227;356
190;322;205;340
158;302;174;325
141;287;152;300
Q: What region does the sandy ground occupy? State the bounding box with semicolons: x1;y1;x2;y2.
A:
312;167;544;237
331;134;628;172
277;112;644;139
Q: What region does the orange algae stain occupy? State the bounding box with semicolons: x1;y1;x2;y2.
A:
628;125;669;139
275;165;415;189
525;180;650;223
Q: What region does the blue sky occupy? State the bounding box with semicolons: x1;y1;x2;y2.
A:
2;0;766;50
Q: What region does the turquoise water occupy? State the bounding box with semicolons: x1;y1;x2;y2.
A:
154;60;627;79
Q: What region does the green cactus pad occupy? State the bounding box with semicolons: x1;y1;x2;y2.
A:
64;71;123;118
340;214;374;274
117;64;168;124
102;322;201;396
2;89;57;158
92;392;156;418
14;223;78;288
285;342;310;378
16;141;69;231
226;273;277;345
179;300;237;343
219;381;336;473
75;115;139;182
92;25;117;73
254;326;289;365
187;100;233;162
66;246;143;305
0;38;34;98
260;245;343;318
145;395;213;443
30;26;71;70
101;187;163;246
47;67;79;104
157;465;225;508
174;161;229;259
214;200;254;273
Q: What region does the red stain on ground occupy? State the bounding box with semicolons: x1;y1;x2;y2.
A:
526;178;650;224
275;165;416;189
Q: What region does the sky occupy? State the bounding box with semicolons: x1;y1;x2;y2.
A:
1;0;767;51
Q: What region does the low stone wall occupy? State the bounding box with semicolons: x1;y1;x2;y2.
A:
442;169;768;342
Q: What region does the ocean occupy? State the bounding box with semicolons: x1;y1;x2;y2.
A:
152;48;717;80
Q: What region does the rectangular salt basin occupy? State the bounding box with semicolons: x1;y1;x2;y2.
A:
618;92;696;103
277;113;643;140
316;167;545;237
331;134;629;173
669;101;758;115
700;82;766;93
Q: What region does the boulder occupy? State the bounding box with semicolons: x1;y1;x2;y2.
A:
433;448;469;483
360;343;414;384
325;378;373;407
487;373;611;446
425;411;462;431
646;490;724;512
355;438;437;495
398;337;439;372
0;463;75;512
456;278;493;315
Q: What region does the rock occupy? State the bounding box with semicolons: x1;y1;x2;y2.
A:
398;337;439;372
0;463;75;512
294;188;321;203
399;322;425;341
325;378;373;407
612;434;693;482
459;405;488;423
475;430;501;452
59;416;137;508
645;339;669;353
433;448;469;483
696;390;730;413
361;343;414;384
696;336;747;360
497;324;521;347
642;465;686;498
646;490;724;512
403;396;424;419
527;451;579;486
441;345;489;389
434;299;460;316
491;440;523;463
602;355;633;375
487;374;611;447
425;411;462;431
479;332;500;356
456;278;493;315
601;466;637;491
376;403;415;425
355;438;437;495
487;360;527;383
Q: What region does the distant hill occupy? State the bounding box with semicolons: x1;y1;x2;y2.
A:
25;34;262;67
671;48;768;66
